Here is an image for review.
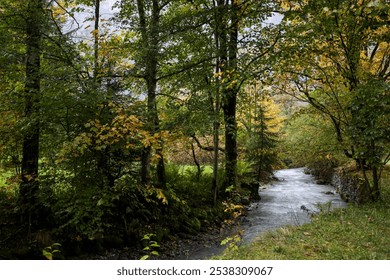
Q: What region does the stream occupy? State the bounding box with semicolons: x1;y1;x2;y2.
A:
178;167;347;259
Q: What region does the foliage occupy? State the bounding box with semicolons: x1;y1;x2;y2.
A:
348;80;390;169
42;243;62;260
238;82;284;179
2;0;388;260
220;231;243;253
140;233;160;260
281;110;346;167
274;0;390;199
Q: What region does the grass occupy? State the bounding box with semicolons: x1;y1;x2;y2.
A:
177;164;214;176
215;167;390;260
176;160;253;177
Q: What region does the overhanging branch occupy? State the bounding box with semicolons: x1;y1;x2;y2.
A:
191;134;225;153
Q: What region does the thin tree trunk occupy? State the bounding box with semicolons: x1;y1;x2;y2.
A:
191;142;201;181
212;103;220;205
93;0;100;80
93;0;116;188
370;140;380;200
372;166;380;201
223;0;239;188
137;0;150;185
211;0;223;205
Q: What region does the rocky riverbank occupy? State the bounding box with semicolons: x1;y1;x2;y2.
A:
305;162;372;204
331;167;371;204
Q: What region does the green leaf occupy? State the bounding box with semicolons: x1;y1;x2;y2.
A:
220;237;232;246
42;250;52;260
97;198;105;206
140;255;149;260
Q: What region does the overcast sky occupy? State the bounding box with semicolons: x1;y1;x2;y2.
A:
99;0;283;24
72;0;282;40
100;0;117;18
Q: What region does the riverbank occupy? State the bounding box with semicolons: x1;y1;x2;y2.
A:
214;167;390;260
83;222;243;260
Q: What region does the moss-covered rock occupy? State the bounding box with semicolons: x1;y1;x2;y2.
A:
331;168;371;204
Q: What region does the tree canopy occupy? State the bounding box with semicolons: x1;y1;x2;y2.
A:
0;0;388;259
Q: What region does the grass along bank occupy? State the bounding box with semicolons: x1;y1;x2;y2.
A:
215;168;390;260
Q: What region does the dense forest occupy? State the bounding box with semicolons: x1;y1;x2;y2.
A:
0;0;389;259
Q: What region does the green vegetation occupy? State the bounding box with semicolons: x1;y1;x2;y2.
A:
216;168;390;260
276;0;390;199
0;170;12;187
0;0;388;260
0;162;233;259
176;165;214;177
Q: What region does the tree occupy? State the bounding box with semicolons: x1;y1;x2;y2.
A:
155;0;278;200
238;82;283;181
0;0;106;230
276;0;390;200
214;0;239;189
281;109;346;168
116;0;217;188
215;0;278;189
18;0;46;231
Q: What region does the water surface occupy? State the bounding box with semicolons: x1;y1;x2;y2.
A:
180;168;346;259
241;168;346;243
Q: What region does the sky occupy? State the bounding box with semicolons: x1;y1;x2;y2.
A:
71;0;117;40
100;0;283;23
72;0;283;41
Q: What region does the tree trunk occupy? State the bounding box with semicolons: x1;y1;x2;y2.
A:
371;166;380;201
211;0;224;205
19;0;43;233
93;0;100;80
223;96;238;188
141;146;152;184
212;106;220;205
370;140;380;201
138;0;166;188
222;0;239;188
191;142;201;181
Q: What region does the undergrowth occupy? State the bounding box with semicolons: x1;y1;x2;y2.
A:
0;164;232;259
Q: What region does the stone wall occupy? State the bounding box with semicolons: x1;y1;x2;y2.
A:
331;168;371;204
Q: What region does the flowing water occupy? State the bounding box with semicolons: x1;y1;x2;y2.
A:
180;167;347;259
240;168;347;243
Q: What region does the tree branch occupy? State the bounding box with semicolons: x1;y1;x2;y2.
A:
191;134;225;153
157;56;215;81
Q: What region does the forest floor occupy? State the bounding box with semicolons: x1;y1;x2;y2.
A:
0;209;242;260
82;222;242;260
